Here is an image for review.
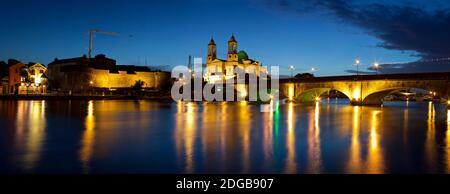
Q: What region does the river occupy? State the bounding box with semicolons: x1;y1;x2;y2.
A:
0;99;449;174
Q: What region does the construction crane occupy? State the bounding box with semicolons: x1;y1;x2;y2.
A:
88;29;130;58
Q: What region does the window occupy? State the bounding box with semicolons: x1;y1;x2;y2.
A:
40;70;44;74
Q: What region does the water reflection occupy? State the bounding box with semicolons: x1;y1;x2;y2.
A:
425;102;437;172
403;106;409;144
80;100;95;173
447;109;450;173
174;102;198;173
306;102;322;173
239;102;251;173
2;100;450;174
284;102;297;173
367;110;384;174
262;106;274;170
347;106;362;173
15;101;46;172
346;107;384;173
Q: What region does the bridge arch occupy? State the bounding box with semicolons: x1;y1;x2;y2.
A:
362;87;442;106
295;88;351;103
363;88;403;105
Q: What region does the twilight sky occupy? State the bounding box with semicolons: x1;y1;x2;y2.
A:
1;0;450;76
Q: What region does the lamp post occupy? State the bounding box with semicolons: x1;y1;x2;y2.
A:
355;59;361;76
289;65;295;78
89;81;94;96
373;62;380;74
353;59;362;106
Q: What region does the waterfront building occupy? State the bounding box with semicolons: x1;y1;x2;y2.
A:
1;60;49;95
204;35;266;83
48;54;170;93
27;63;48;94
8;59;26;94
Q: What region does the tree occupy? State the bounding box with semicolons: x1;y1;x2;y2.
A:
294;73;315;79
132;80;145;96
20;68;31;83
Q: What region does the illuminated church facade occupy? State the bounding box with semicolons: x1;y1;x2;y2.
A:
204;35;266;83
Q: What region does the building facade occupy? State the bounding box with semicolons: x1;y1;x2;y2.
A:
48;54;170;93
26;63;48;94
204;35;266;83
2;60;48;95
8;60;26;94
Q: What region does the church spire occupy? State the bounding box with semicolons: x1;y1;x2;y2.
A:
207;37;217;63
229;33;237;43
209;36;216;45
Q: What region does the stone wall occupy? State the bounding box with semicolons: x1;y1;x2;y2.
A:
88;68;170;89
51;66;171;93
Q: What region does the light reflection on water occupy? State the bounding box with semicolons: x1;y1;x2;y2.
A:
0;99;450;174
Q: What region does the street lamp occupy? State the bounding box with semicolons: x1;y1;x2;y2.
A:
289;65;295;78
355;59;361;76
373;62;380;74
89;81;94;96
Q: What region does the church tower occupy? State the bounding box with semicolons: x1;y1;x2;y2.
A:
207;37;217;63
227;34;238;62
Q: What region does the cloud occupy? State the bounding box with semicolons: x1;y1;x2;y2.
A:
344;69;376;75
263;0;450;73
376;58;450;74
265;0;450;58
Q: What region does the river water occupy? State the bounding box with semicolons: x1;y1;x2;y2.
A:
0;99;449;174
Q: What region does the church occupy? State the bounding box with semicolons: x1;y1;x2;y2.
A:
204;35;266;83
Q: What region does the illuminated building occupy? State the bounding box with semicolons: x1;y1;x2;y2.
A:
48;54;171;93
204;35;266;83
0;60;48;95
27;63;48;94
7;59;26;94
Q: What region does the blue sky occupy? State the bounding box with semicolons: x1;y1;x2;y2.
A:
1;0;448;76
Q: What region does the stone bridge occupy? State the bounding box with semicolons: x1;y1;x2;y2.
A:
279;72;450;106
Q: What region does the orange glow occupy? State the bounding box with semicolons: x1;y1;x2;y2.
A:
347;106;362;173
284;102;296;173
366;110;384;174
239;102;251;173
80;100;95;173
15;101;46;171
315;96;321;102
288;83;294;101
174;101;198;173
306;101;322;173
425;101;437;171
352;89;360;100
446;110;450;173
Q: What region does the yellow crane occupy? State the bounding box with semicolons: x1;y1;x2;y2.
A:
88;29;131;58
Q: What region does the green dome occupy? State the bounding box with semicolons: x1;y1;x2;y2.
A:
238;50;248;62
